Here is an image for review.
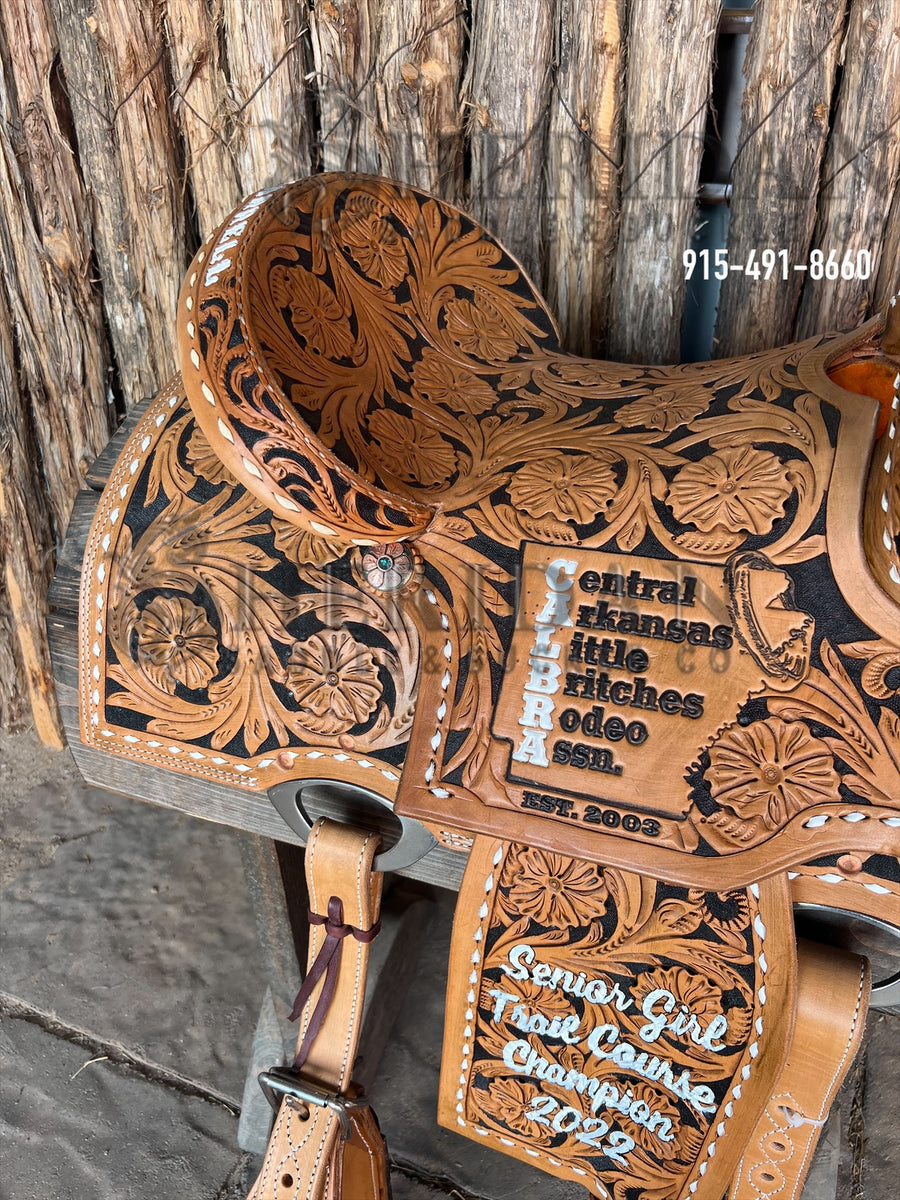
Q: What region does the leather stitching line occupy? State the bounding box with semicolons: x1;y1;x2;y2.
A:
688;881;769;1194
452;842;596;1191
819;962;868;1115
341;830;380;1088
788;868;897;897
735;959;867;1200
419;586;454;794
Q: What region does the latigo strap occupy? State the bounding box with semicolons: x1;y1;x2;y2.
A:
75;174;900;1198
247;820;388;1200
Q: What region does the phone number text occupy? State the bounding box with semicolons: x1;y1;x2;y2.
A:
684;248;871;281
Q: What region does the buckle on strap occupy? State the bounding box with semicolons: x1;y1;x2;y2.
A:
257;1067;366;1139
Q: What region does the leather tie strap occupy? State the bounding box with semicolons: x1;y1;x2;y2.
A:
246;819;389;1200
289;897;382;1069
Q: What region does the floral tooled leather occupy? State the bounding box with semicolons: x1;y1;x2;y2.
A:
80;175;900;888
440;839;795;1200
77;171;899;1200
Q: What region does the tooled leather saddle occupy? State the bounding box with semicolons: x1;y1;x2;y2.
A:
77;174;900;1200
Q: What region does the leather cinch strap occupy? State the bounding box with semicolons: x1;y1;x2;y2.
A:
728;941;870;1200
246;819;389;1200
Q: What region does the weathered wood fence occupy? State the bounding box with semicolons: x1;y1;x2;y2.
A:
1;0;898;741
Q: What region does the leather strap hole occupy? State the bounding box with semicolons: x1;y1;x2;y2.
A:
751;1162;786;1191
285;1097;311;1120
771;1140;787;1153
280;1172;295;1189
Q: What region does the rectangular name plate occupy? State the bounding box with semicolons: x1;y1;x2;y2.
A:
398;542;787;872
492;545;764;822
398;544;816;873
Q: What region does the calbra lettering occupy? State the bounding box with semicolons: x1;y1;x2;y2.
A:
512;560;577;768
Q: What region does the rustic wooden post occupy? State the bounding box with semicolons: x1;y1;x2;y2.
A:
713;0;849;356
164;0;243;236
310;0;381;174
48;0;188;404
463;0;554;286
311;0;465;196
545;0;624;357
0;0;117;740
0;0;113;529
368;0;466;201
222;0;312;192
795;0;900;338
875;184;900;313
607;0;720;364
0;290;63;743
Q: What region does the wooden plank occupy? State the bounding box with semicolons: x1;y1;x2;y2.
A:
795;0;900;338
463;0;554;286
874;180;900;313
84;404;150;491
714;0;848;356
355;885;436;1092
48;0;186;406
545;0;624;356
223;0;311;191
47;488;98;616
239;836;305;1005
0;286;63;744
0;0;114;534
607;0;719;364
164;0;242;237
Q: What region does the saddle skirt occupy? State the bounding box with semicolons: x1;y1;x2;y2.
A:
77;174;900;1199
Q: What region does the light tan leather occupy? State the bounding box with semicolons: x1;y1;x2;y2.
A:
246;820;386;1200
297;821;383;1092
326;1107;391;1200
440;835;799;1200
727;941;870;1200
79;177;900;907
74;174;899;1197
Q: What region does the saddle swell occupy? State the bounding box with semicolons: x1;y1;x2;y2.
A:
180;174;899;616
176;178;900;625
79;174;900;1200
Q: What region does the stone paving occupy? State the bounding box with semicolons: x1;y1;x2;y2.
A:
1;728;897;1199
